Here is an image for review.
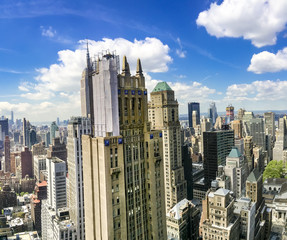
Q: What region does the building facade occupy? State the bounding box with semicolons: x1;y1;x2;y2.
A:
188;102;200;128
67;117;92;239
82;54;166;240
149;82;187;211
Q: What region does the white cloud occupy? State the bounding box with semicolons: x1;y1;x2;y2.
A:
226;80;287;101
22;37;172;101
15;37;172;121
145;74;216;113
41;26;56;38
196;0;287;47
248;47;287;74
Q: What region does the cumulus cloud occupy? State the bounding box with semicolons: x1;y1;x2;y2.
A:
145;74;216;113
196;0;287;47
41;26;56;38
14;37;173;120
248;47;287;74
226;80;287;101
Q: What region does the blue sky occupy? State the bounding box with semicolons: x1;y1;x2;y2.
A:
1;0;287;121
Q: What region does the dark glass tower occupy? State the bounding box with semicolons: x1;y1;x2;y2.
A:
188;102;200;128
203;130;234;188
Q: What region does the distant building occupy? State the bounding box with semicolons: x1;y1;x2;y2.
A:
21;147;33;178
208;102;217;125
50;122;59;143
188;102;200;128
273;116;287;161
0;118;9;137
47;137;67;166
237;108;246;120
4;136;10;172
264;112;275;141
244;136;254;172
231;120;243;138
226;104;234;123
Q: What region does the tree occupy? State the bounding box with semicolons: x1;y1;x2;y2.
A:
263;160;286;181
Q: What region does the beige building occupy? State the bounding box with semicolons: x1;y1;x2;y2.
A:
200;187;240;240
148;82;187;212
246;169;272;240
231;120;243;138
166;199;200;240
82;54;166;240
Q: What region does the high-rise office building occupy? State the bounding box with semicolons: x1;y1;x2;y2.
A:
50;121;59;142
224;147;248;198
188;102;200;128
0;118;8;137
273;116;287;161
208;102;217;125
82;54;166;239
244;136;254;172
203;130;234;188
23;118;28;147
67;117;91;240
4;136;10;172
264;112;275;140
226;104;234;123
237;108;245;120
149;82;187;211
42;158;76;240
231;120;242;138
21;147;33;178
47;137;67;165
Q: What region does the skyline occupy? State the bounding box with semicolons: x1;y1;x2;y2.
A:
1;0;287;121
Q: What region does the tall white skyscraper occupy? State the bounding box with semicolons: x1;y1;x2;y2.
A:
67;117;91;240
42;157;75;240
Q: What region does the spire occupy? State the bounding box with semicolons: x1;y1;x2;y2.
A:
86;40;91;69
136;58;143;76
122;55;130;75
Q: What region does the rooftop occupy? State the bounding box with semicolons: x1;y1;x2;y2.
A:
214;188;230;196
247;168;261;182
228;147;241;158
152;82;172;92
166;198;192;220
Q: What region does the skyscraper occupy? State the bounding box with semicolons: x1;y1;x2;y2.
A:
273;116;287;161
50;121;59;142
149;82;187;211
0;118;8;137
226;104;234;123
67;117;91;240
203;130;234;188
188;102;200;128
4;136;10;172
21;147;33;178
82;54;166;239
264;112;275;140
208;102;217;125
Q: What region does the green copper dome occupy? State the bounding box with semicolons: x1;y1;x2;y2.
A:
152;82;172;92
